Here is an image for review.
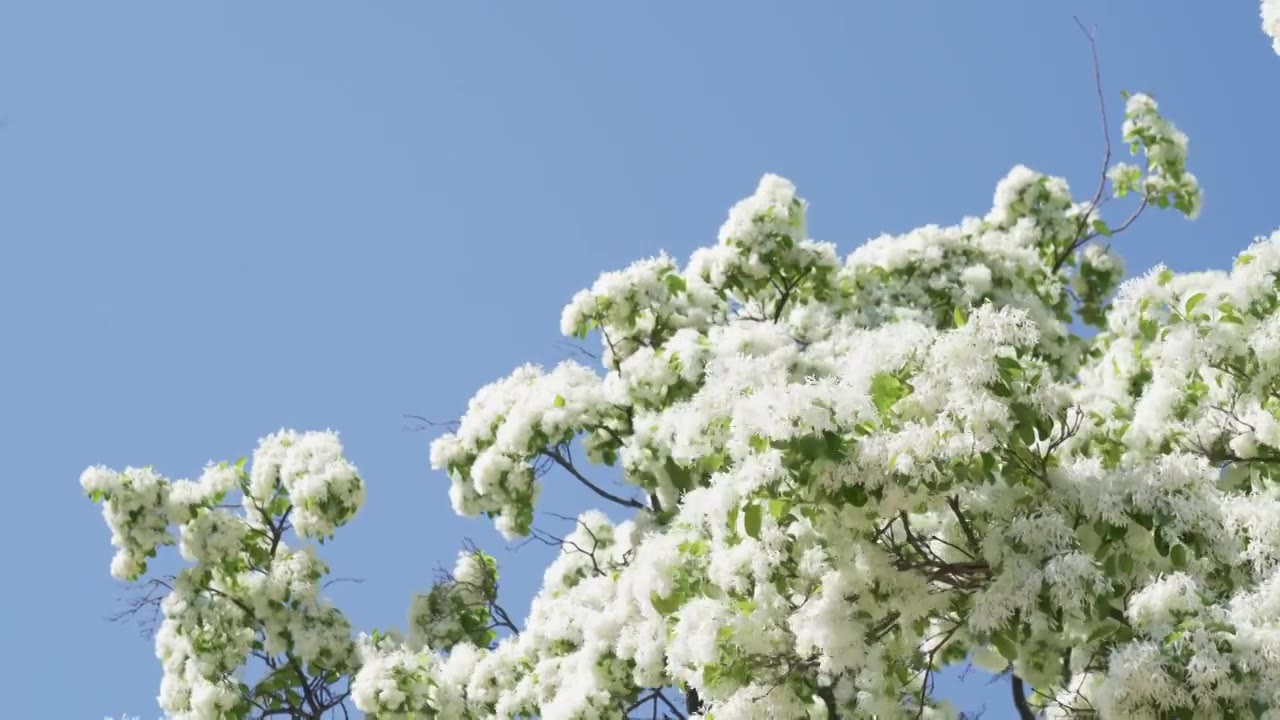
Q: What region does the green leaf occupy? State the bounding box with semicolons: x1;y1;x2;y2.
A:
1158;268;1174;286
89;489;104;503
1139;317;1159;342
1237;254;1255;267
842;484;869;508
650;591;681;615
990;381;1014;398
743;503;763;540
953;307;968;328
1184;292;1207;315
1170;543;1188;569
1154;532;1170;558
1016;419;1036;446
793;435;826;461
1103;523;1128;542
768;498;792;521
823;431;849;461
665;457;694;491
1034;414;1054;441
870;372;911;415
270;496;291;517
553;394;566;408
995;356;1022;374
1128;511;1154;531
1087;621;1118;644
663;273;687;294
701;453;726;473
992;633;1019;662
981;452;997;477
1118;553;1134;574
1092;218;1113;237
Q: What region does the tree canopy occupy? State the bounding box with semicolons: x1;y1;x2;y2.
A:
84;6;1280;719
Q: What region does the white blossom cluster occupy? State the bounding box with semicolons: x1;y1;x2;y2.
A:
83;16;1280;719
1114;93;1202;219
82;431;363;718
1264;0;1280;54
407;549;502;652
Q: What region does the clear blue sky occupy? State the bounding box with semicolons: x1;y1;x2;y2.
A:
2;2;1277;718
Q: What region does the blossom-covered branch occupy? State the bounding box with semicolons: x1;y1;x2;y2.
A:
81;12;1280;719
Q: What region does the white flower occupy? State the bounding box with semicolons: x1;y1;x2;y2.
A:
1264;0;1280;54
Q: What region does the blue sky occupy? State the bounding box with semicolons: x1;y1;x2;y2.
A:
2;2;1278;718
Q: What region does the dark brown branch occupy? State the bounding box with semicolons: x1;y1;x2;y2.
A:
540;445;645;510
816;684;838;720
654;690;688;720
287;654;322;718
402;414;460;433
1011;675;1036;720
771;267;812;322
948;496;982;555
686;687;702;716
431;539;521;638
556;339;600;362
626;690;660;715
109;575;174;637
321;576;364;590
267;506;291;557
518;513;634;579
490;602;522;635
916;622;962;718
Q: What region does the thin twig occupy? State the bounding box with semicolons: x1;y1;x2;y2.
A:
1052;16;1112;273
948;496;982;555
540;445;646;510
403;414;460;433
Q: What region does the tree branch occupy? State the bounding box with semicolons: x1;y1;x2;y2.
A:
402;414;460;433
540;445;646;510
1053;16;1112;273
1011;675;1036;720
948;496;982;554
654;690;688;720
686;687;702;716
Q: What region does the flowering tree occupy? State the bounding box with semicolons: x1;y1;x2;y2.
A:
1265;0;1280;53
83;8;1280;720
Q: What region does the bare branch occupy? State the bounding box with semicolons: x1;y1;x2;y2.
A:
653;690;688;720
1053;16;1113;273
109;575;174;637
514;514;636;584
403;414;460;433
915;621;963;718
1012;675;1037;720
540;444;646;510
948;495;982;555
321;576;364;590
556;339;600;362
